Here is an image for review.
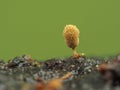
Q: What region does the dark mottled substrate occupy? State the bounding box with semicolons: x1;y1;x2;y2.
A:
0;55;120;90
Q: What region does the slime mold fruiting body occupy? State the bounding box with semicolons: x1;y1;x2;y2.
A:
63;24;81;59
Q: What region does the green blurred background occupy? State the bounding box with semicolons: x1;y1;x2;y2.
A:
0;0;120;60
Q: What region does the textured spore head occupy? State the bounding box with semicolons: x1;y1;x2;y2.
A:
63;24;80;49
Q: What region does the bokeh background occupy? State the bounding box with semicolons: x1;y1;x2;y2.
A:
0;0;120;60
